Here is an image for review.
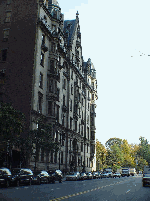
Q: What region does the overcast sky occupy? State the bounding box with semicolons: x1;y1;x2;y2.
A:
58;0;150;146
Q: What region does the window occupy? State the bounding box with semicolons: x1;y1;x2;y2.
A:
41;148;44;162
44;15;47;23
92;94;94;100
51;42;55;53
63;95;65;106
38;92;43;113
51;152;53;163
50;60;54;68
87;143;89;153
79;124;80;133
62;115;65;126
43;0;48;8
39;72;43;88
3;29;9;41
48;101;52;116
0;49;7;61
42;34;45;44
75;121;77;131
71;84;73;95
57;88;59;101
71;70;73;79
81;142;83;152
40;52;44;66
54;152;57;163
81;126;83;136
52;24;56;32
70;99;72;111
82;98;83;106
70;117;72;129
61;152;63;164
63;78;66;89
6;0;11;4
56;105;59;121
87;127;89;139
49;79;53;92
5;11;11;22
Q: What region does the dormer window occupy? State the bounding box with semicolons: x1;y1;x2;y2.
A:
44;15;47;23
43;0;48;8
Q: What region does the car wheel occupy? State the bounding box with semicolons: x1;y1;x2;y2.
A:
143;182;145;187
29;179;32;186
16;180;20;187
6;180;9;188
59;179;62;183
38;178;41;185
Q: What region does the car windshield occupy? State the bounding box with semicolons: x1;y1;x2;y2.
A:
67;172;74;175
12;169;20;174
143;174;150;177
33;171;41;175
0;169;11;175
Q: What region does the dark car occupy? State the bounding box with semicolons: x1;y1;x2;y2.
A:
142;173;150;187
11;168;33;186
32;170;50;185
0;167;12;188
47;170;63;183
80;172;87;180
86;172;93;180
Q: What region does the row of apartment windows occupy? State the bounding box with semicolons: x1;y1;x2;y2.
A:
40;150;64;164
0;49;7;62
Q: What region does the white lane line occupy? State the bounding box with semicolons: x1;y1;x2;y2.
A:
126;189;131;194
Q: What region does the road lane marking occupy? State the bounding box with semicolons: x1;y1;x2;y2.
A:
49;178;133;201
126;189;131;194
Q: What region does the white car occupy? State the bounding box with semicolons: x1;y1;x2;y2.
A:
113;172;121;178
66;172;80;181
107;172;114;178
101;172;109;178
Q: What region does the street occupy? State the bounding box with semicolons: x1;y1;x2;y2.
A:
0;175;150;201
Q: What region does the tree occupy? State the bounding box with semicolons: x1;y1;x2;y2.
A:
121;139;135;167
105;138;123;150
0;102;25;168
137;137;150;166
96;139;106;170
27;118;60;170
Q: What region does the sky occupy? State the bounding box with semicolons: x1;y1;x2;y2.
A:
58;0;150;146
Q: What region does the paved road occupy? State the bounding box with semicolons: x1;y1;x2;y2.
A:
0;175;150;201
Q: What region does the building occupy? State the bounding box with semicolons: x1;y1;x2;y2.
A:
0;0;98;172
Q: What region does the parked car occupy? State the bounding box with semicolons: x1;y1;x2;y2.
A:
112;172;121;178
0;167;12;188
98;172;102;179
47;170;63;183
66;172;80;181
92;171;99;179
101;172;109;178
80;172;87;180
32;170;50;185
142;173;150;187
11;168;33;186
86;172;93;180
107;171;113;178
